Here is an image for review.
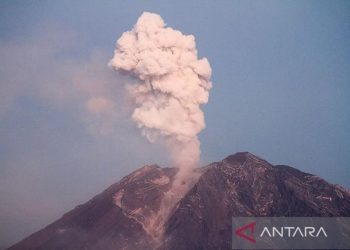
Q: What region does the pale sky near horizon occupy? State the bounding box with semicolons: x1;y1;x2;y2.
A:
0;0;349;248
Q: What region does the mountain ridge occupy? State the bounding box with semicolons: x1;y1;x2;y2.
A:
7;152;350;250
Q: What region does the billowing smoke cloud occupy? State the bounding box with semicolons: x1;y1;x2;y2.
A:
109;12;212;178
109;13;212;240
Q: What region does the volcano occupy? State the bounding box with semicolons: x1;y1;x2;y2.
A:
7;152;350;250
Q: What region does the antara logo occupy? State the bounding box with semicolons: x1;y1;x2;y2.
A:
234;222;327;244
260;226;327;238
232;217;348;250
235;222;257;243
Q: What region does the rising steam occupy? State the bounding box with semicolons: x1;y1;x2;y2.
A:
109;12;212;173
109;12;212;240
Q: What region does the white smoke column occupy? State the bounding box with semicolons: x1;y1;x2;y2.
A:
109;11;212;241
109;12;212;179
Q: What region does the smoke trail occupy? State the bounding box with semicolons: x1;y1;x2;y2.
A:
109;12;212;240
109;12;212;175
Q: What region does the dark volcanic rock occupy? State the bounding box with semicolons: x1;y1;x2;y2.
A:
158;152;350;250
8;165;177;250
8;152;350;250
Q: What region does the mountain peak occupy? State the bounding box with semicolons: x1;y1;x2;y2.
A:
223;151;252;161
7;153;350;250
223;152;269;164
220;152;273;175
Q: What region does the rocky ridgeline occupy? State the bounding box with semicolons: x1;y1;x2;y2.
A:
8;152;350;250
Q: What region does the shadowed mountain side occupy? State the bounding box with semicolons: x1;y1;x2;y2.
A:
8;152;350;250
158;152;350;250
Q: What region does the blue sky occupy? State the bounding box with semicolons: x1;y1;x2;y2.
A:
0;0;349;248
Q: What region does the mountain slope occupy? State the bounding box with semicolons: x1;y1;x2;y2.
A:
8;152;350;250
159;152;350;250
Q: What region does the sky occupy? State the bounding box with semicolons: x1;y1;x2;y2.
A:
0;0;349;248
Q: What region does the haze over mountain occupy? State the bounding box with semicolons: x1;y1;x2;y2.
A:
8;152;350;250
1;2;350;248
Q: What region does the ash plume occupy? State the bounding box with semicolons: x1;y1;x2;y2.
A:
109;12;212;240
109;11;212;175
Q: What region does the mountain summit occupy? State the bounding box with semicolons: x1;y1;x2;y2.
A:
8;152;350;250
